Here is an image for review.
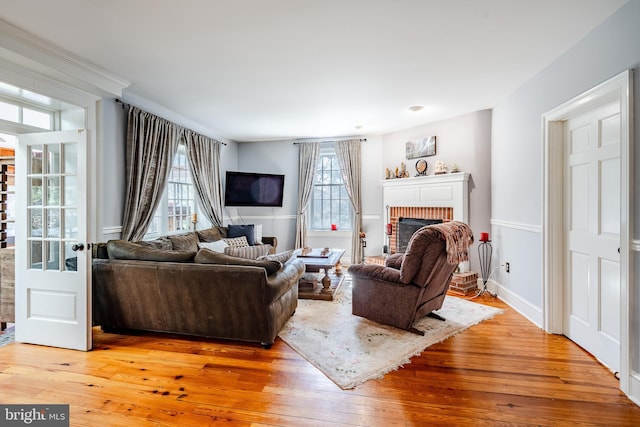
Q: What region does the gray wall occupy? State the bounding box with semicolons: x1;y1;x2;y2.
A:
490;0;640;331
380;110;492;272
99;98;127;241
234;137;384;261
97;96;240;239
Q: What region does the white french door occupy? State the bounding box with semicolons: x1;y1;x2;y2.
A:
15;129;91;351
563;100;620;371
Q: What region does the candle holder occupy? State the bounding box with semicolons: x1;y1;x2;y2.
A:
191;213;198;231
476;239;496;297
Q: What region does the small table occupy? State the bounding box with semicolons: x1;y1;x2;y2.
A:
293;248;346;301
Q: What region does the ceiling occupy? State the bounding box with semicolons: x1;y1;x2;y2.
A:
0;0;628;142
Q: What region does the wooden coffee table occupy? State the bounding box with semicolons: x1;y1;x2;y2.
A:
293;248;346;301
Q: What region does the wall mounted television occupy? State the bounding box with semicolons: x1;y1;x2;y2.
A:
224;171;285;207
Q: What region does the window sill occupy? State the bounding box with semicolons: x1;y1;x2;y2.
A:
307;230;352;238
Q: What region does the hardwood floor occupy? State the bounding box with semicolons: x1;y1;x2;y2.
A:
1;295;639;426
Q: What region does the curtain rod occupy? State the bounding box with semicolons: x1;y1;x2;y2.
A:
115;98;227;145
293;138;367;145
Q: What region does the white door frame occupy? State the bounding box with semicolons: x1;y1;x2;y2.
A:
542;70;634;399
0;61;102;351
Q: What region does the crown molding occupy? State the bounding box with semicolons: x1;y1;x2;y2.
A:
0;18;130;97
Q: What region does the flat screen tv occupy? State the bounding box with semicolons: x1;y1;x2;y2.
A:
224;171;285;207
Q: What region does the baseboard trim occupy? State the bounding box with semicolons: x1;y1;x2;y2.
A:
483;279;544;329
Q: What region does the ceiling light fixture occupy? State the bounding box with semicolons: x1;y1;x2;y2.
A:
408;105;424;112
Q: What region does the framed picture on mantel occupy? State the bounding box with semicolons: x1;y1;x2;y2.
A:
406;136;436;159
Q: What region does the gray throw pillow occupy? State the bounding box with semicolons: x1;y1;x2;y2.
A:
194;248;282;275
107;240;196;262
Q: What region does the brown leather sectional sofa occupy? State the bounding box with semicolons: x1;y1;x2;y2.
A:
91;227;304;348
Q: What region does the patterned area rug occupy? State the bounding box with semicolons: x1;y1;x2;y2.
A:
279;280;502;389
0;325;15;348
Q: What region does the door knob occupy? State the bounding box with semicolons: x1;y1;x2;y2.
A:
71;243;85;252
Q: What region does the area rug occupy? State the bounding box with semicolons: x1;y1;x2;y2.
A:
278;280;502;389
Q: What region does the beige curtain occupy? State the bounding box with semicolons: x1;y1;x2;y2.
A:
295;142;320;248
335;139;363;264
121;107;180;241
184;131;224;226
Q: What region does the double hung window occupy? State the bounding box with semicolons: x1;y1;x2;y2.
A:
310;145;352;231
146;144;197;237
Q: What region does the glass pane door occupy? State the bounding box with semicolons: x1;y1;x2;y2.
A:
27;142;78;272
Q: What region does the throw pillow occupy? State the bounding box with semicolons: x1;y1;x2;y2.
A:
253;224;263;244
168;232;199;252
258;249;294;264
227;224;255;245
224;244;273;260
198;240;228;253
194;248;282;275
223;236;249;248
107;240;196;262
197;226;225;242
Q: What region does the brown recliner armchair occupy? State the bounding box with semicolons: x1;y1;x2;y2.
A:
349;221;474;335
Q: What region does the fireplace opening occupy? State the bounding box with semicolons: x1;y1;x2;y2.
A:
396;217;443;252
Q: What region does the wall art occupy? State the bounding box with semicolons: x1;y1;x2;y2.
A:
406;136;436;159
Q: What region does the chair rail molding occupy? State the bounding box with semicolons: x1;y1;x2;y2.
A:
490;219;542;234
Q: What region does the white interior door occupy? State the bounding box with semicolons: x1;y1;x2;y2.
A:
564;100;620;371
15;129;91;351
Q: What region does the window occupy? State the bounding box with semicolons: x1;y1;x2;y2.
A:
0;98;54;130
146;144;197;237
310;146;352;231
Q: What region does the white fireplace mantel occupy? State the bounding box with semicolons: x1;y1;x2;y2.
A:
382;172;470;224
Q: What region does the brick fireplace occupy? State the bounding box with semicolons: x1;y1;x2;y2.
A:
370;172;471;271
387;206;453;254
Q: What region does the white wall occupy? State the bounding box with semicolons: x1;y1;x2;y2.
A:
380;110;492;272
491;0;640;332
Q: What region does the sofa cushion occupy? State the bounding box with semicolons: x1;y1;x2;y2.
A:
107;240;196;262
224;244;273;260
198;239;228;253
168;232;199;252
228;224;256;245
258;249;294;264
223;236;249;248
194;248;282;274
92;242;109;259
197;226;226;242
138;237;173;250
